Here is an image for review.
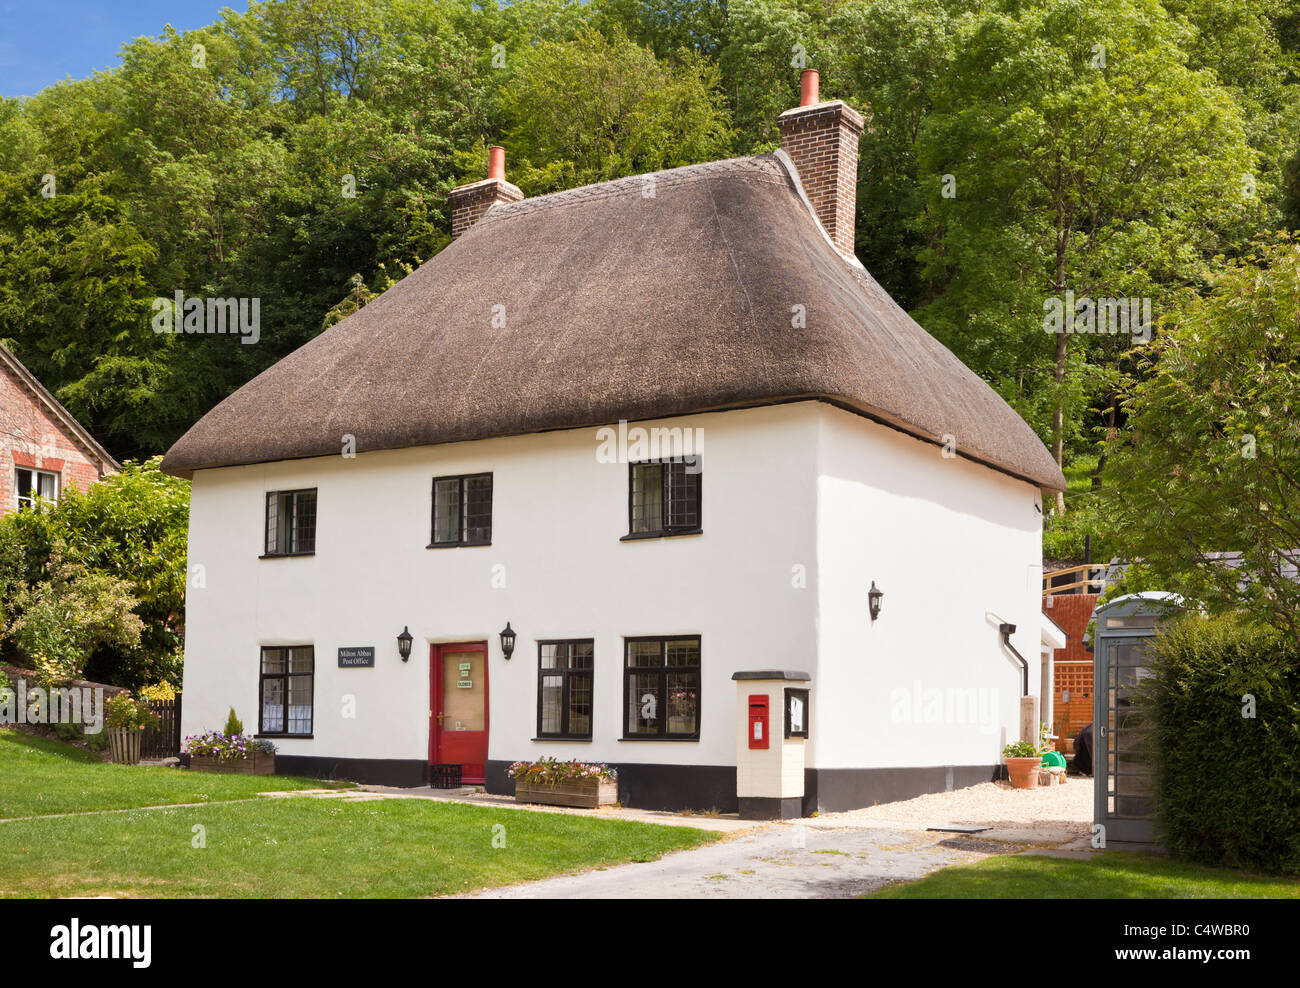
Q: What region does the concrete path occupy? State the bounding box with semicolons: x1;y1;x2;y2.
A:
463;822;1062;899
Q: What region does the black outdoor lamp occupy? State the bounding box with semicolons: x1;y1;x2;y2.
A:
396;626;413;662
868;582;884;622
499;622;517;660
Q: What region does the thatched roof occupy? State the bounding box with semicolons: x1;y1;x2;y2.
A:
161;152;1065;491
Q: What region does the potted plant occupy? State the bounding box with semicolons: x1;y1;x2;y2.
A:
1002;739;1042;789
184;711;277;775
508;758;618;808
104;693;159;765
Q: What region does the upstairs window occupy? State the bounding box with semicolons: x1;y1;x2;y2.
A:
430;473;492;547
14;468;58;511
626;458;701;538
537;640;594;740
264;489;317;557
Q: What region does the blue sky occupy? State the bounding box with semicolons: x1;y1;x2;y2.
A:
0;1;245;98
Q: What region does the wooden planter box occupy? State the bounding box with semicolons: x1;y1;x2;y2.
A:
108;727;143;765
515;777;617;809
189;752;276;776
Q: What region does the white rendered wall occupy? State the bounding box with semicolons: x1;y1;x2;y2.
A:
181;404;820;769
181;399;1045;777
811;405;1045;770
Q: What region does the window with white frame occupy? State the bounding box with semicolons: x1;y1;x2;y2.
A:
14;468;58;511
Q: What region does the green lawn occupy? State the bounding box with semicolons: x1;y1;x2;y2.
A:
0;731;717;898
0;730;344;818
870;851;1300;899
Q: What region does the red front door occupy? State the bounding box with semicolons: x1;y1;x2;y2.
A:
430;642;489;784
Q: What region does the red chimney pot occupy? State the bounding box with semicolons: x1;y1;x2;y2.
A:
488;145;506;181
800;69;819;107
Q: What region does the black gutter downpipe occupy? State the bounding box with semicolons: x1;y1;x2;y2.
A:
1000;623;1029;697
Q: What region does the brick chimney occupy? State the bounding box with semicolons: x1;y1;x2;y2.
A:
777;70;865;260
448;145;523;240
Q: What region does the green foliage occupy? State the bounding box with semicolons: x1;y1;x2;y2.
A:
4;554;143;687
1002;740;1040;758
104;692;159;731
1139;613;1300;875
1101;239;1300;645
0;458;188;687
224;707;244;736
501;26;732;194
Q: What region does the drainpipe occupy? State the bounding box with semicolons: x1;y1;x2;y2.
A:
999;623;1029;697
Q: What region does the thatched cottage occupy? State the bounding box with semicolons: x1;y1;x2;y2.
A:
162;72;1065;815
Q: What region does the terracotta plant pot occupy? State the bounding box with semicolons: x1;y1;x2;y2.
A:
1005;756;1042;790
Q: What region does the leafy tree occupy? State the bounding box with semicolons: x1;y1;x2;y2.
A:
5;551;143;688
915;0;1258;511
0;458;188;687
501;27;733;193
1102;238;1300;649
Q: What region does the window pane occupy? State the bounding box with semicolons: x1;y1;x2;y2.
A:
433;479;461;543
288;646;314;674
288;675;313;733
262;677;285;733
667;671;699;735
570;642;593;670
627;641;661;667
261;648;286;674
665;639;699;667
540;643;560;669
464;475;492;544
36;472;57;500
569;672;593;737
15;469;32;508
265;492;279;554
667;460;699;529
291;490;317;553
540;673;564;734
627;672;661;735
630;463;663;533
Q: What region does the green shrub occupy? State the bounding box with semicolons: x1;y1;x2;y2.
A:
224;707;243;736
1140;613;1300;875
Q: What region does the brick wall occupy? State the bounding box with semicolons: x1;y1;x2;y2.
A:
778;101;866;260
449;178;524;240
0;360;111;517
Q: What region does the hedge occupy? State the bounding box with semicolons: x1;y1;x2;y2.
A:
1140;614;1300;875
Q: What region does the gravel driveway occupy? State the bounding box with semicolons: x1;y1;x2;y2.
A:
464;777;1095;899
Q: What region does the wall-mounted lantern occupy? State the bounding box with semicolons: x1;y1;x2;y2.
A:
499;622;517;660
397;626;413;662
868;582;883;622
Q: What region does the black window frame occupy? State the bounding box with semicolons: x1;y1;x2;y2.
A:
622;456;702;540
428;472;493;548
536;639;595;740
784;688;810;739
262;488;317;558
258;645;314;737
622;635;702;740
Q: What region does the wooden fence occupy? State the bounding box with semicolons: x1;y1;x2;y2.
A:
143;695;182;759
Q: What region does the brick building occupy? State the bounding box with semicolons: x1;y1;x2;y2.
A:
0;344;119;517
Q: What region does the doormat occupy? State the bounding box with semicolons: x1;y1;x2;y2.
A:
926;825;990;834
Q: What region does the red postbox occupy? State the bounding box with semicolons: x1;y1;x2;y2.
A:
748;695;769;750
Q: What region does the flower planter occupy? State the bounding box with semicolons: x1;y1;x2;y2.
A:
1005;756;1042;790
515;777;618;809
108;727;143;765
188;752;276;776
